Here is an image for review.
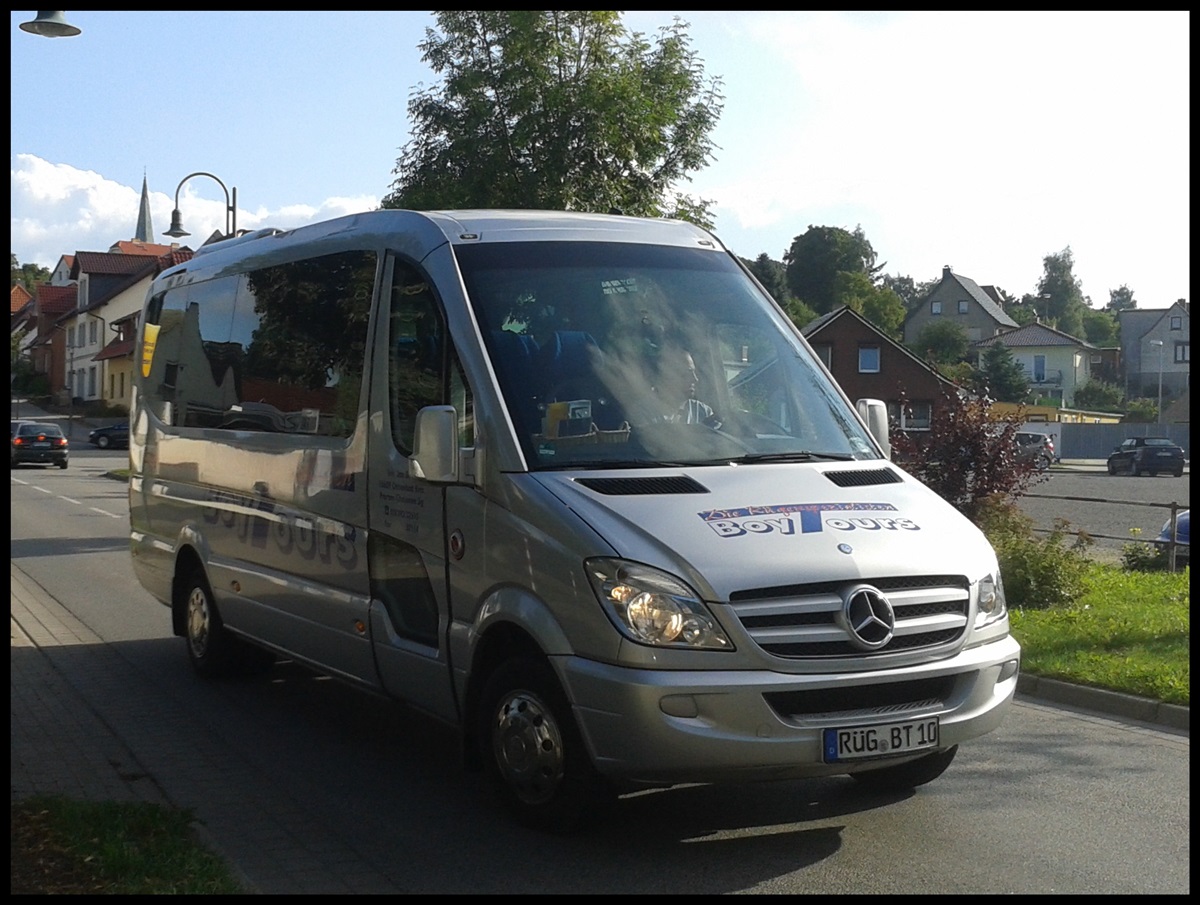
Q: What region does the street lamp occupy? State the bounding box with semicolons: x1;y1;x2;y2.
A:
1150;339;1164;424
164;172;237;241
19;10;81;37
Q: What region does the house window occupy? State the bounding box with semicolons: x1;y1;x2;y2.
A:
886;400;931;431
812;343;832;368
89;320;97;344
1090;354;1102;364
858;345;880;373
67;325;75;349
1176;343;1190;364
930;301;942;315
1033;354;1046;382
958;300;969;314
88;366;97;396
1170;316;1182;330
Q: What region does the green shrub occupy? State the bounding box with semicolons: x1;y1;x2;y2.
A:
1121;527;1170;572
976;497;1092;609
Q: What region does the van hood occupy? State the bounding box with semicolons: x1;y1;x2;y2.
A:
531;462;996;601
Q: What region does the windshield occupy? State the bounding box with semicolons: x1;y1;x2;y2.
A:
456;241;880;470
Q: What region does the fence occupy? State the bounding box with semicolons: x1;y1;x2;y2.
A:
1053;422;1191;461
1022;490;1188;572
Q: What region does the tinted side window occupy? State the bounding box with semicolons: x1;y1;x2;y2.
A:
232;251;375;438
142;252;375;437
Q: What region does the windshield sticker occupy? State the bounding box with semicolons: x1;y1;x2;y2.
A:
697;502;920;538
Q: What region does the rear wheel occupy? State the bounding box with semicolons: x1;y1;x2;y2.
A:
97;434;110;449
850;745;958;793
478;658;614;833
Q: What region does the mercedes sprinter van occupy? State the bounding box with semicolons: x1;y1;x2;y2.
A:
129;209;1019;831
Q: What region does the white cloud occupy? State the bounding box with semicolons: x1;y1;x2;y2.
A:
11;155;380;267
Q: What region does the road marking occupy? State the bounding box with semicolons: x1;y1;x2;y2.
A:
61;496;81;504
33;486;53;495
90;507;122;519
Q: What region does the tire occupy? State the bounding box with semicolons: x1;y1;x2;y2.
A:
1130;460;1141;477
850;745;958;793
477;658;614;833
1174;470;1183;478
58;460;68;469
1107;461;1117;476
97;434;110;449
180;568;272;678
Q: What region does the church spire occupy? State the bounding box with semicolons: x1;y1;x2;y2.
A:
134;173;154;242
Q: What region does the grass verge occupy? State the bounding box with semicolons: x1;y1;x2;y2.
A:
10;795;245;894
1009;563;1190;705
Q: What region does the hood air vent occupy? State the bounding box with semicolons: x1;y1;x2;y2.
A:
575;476;709;495
824;467;903;487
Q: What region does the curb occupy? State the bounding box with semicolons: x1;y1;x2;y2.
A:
1017;673;1189;731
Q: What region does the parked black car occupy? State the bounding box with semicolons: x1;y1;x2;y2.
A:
1106;437;1186;477
11;420;69;469
87;422;129;449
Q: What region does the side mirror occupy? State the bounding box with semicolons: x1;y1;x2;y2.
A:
856;398;890;459
409;406;458;483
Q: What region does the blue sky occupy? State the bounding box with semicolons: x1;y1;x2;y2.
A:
11;10;1190;309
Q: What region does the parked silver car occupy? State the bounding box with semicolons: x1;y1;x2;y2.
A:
1015;431;1055;470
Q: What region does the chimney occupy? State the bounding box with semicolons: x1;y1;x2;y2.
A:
943;266;952;276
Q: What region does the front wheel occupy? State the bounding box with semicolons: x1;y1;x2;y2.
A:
850;745;958;793
97;434;110;449
1107;461;1117;476
478;658;614;833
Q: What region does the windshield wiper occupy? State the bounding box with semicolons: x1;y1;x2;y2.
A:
537;459;690;471
731;451;856;464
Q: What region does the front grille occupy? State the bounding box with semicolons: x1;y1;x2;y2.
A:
727;574;970;659
764;676;956;719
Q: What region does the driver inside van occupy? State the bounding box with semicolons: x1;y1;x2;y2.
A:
649;346;722;428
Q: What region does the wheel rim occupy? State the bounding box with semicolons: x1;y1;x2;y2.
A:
186;585;211;659
98;436;109;448
490;689;566;805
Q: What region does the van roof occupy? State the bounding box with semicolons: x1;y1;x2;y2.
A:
156;209;724;284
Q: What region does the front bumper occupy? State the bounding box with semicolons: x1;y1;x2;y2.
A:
560;634;1020;786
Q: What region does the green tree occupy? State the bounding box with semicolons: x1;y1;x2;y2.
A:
973;343;1030;403
1036;247;1087;338
831;271;906;339
879;273;937;311
1072;379;1123;411
10;254;49;293
740;253;789;304
1107;283;1137;312
382;12;724;222
1081;307;1118;346
783;225;880;314
911;320;970;367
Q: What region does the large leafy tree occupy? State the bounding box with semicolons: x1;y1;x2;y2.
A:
10;254;49;293
880;272;937;311
382;11;725;222
1081;307;1118;346
1107;284;1137;312
831;271;906;339
911;320;971;368
783;225;880;313
1035;247;1087;339
740;253;789;304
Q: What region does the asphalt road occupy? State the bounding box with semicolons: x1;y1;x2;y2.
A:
1015;465;1189;563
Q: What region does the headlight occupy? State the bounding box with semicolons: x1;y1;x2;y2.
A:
585;558;732;650
975;572;1008;628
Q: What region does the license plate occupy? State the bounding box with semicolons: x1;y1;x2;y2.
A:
1157;451;1174;457
33;441;50;448
823;717;939;762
